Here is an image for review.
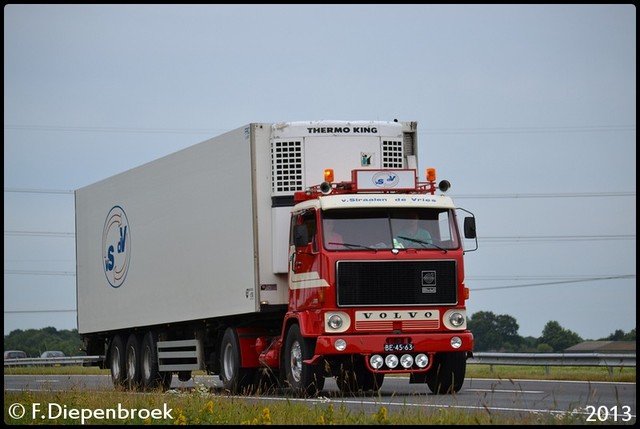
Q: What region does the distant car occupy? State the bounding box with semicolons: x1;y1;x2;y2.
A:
40;351;65;358
4;350;28;359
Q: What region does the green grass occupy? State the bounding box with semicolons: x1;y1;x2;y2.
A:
4;388;595;425
466;364;635;382
4;366;109;376
4;365;634;425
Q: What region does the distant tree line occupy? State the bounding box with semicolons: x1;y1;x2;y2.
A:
3;319;637;357
468;311;636;352
4;327;84;358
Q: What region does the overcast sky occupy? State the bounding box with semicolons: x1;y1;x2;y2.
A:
4;4;636;340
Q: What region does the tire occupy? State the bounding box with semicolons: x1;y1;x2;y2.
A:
219;327;256;394
125;333;142;390
160;372;173;390
283;324;325;396
426;352;466;394
336;356;384;395
360;370;384;392
141;331;172;391
255;368;280;394
109;335;126;388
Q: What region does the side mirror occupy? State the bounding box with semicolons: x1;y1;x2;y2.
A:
463;217;476;239
293;224;310;247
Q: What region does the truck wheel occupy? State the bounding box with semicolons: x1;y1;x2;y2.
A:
219;327;256;394
125;334;142;390
109;335;126;387
426;352;466;394
284;324;324;396
256;368;280;394
336;356;384;394
141;331;171;390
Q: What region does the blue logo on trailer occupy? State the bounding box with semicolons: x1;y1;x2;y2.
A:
372;172;400;188
102;206;131;288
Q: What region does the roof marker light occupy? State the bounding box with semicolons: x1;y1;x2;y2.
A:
324;169;334;182
426;168;436;182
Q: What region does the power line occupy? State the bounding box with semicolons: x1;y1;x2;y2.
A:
5;123;634;136
4;124;229;135
479;234;635;242
469;274;635;291
452;192;635;199
4;270;636;283
4;188;73;194
5;188;636;199
421;125;635;135
4;309;76;314
4;270;75;276
470;274;633;280
5;230;634;243
4;274;635;315
5;230;74;238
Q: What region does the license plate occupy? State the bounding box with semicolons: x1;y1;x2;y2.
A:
384;343;414;352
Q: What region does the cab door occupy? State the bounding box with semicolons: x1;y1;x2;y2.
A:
288;209;326;310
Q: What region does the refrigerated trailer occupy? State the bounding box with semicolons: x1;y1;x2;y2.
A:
75;120;477;395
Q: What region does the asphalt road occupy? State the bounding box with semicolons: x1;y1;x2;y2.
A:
4;374;636;424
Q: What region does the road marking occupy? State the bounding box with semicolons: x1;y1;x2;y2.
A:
465;388;544;394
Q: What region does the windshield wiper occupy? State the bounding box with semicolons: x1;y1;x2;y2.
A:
329;242;378;251
397;236;448;253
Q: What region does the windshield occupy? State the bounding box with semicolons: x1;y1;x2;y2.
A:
322;208;460;251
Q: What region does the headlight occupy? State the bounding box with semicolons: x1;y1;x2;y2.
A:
324;312;351;333
449;312;465;327
370;354;384;369
328;314;343;329
334;339;347;351
443;309;467;330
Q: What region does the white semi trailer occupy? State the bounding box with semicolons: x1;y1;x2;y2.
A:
75;120;477;395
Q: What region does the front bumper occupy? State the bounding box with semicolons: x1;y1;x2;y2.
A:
308;331;473;372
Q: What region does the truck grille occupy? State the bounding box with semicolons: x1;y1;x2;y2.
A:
336;260;457;306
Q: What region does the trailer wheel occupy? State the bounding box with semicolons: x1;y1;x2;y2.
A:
283;324;324;397
219;327;256;394
109;335;126;387
426;351;466;394
141;331;172;391
160;372;173;390
125;333;142;390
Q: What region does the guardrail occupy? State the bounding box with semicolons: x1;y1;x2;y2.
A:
5;353;636;372
3;356;104;368
469;352;636;376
